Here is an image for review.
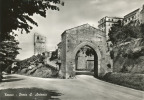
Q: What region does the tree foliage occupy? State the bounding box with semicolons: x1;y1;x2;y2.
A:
108;20;144;45
1;0;64;41
50;49;58;61
0;35;20;72
85;48;95;56
140;24;144;38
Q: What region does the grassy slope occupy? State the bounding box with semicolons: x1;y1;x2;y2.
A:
102;72;144;91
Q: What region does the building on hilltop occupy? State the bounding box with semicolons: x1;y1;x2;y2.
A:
34;33;46;55
123;9;139;25
123;5;144;25
98;16;123;40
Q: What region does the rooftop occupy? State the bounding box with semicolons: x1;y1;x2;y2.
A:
61;24;105;37
98;16;123;21
124;8;139;18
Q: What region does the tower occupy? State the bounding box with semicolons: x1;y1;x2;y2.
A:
34;33;46;55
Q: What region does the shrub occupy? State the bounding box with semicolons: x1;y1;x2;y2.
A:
102;72;144;91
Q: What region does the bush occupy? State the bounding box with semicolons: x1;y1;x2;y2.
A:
102;72;144;91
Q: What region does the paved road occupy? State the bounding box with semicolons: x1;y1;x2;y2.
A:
0;74;144;100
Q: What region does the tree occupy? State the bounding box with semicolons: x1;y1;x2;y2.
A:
1;0;64;41
50;49;58;61
140;24;144;38
0;36;20;73
108;20;123;45
0;0;64;81
108;20;143;45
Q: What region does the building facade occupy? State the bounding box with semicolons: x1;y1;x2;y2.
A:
123;5;144;25
34;33;46;55
98;16;123;40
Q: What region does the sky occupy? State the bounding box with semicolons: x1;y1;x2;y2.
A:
16;0;144;60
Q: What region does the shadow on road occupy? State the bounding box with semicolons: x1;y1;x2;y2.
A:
3;75;18;79
2;75;24;82
2;78;24;82
0;88;62;100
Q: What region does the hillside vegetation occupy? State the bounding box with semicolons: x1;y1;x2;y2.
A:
108;21;144;73
103;72;144;91
113;38;144;73
103;21;144;91
15;54;59;78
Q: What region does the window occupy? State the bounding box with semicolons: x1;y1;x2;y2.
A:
37;36;39;40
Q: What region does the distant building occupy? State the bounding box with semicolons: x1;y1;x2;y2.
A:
34;33;46;55
123;5;144;25
98;16;123;39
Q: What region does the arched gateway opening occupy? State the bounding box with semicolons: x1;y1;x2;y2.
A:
75;45;98;77
72;42;101;78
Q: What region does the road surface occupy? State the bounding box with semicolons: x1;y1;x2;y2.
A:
0;74;144;100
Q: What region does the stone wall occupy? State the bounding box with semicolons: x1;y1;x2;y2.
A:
59;32;67;78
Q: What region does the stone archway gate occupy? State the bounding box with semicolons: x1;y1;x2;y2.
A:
58;24;112;78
